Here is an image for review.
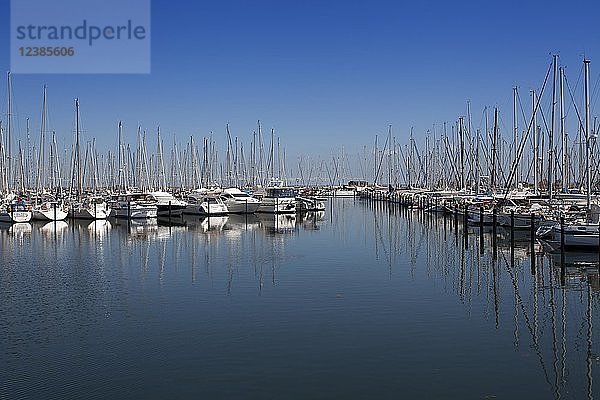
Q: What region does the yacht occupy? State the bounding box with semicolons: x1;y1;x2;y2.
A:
110;193;158;219
184;194;228;215
256;187;297;214
220;188;260;213
296;196;326;212
146;191;188;216
537;220;600;250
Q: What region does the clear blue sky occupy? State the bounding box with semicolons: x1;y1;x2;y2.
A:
1;0;599;162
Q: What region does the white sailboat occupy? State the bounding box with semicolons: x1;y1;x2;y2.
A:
70;196;111;220
32;200;68;221
0;198;33;223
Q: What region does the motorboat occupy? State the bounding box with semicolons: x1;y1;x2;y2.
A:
110;193;158;219
184;194;228;215
220;188;260;213
256;187;297;214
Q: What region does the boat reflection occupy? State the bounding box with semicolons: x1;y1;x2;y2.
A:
39;221;69;237
199;216;228;232
157;214;187;227
86;219;112;240
7;222;32;236
180;214;229;233
257;213;296;234
224;213;260;230
297;211;325;230
112;217;159;239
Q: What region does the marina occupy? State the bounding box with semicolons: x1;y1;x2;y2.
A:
3;1;600;398
2;54;600;398
2;198;600;398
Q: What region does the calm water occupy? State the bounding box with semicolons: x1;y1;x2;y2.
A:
2;199;599;399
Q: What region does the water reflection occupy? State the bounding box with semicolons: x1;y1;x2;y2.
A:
362;199;600;400
3;222;32;236
2;200;599;399
39;221;69;236
297;211;325;230
257;213;296;234
199;216;229;232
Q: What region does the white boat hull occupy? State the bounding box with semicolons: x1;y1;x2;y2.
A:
112;206;157;219
33;207;68;221
539;223;600;249
69;206;111;220
223;201;260;214
257;198;296;213
0;211;33;223
184;203;228;215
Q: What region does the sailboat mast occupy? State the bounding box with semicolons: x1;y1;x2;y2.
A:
75;98;82;196
36;85;47;197
7;72;12;192
459;117;465;191
560;67;567;192
531;90;538;195
513;86;519;188
475;128;481;194
118;121;124;190
584;59;591;213
549;54;558;200
270;128;275;182
491;108;498;193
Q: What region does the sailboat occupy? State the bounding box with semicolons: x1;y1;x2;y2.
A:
31;86;68;221
0;73;32;223
0;195;33;223
537;59;599;249
67;99;110;220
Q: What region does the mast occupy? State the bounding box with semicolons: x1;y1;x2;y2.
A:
36;85;47;198
156;126;166;191
513;86;519;188
0;122;5;194
491;108;498;193
71;98;83;198
7;72;12;192
50;131;58;195
117;121;123;191
270;128;275;183
374;134;378;186
584;58;591;213
549;54;558;200
532;89;538;195
475;128;481;194
459;117;465;191
560;66;567;192
387;125;392;189
257;120;264;187
26;117;30;190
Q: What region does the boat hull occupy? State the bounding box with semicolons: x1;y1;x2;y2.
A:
257;197;296;214
0;211;33;223
112;207;157;219
33;208;68;221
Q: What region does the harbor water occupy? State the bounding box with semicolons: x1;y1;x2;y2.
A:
2;198;599;399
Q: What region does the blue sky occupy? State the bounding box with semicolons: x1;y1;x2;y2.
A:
1;0;599;164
